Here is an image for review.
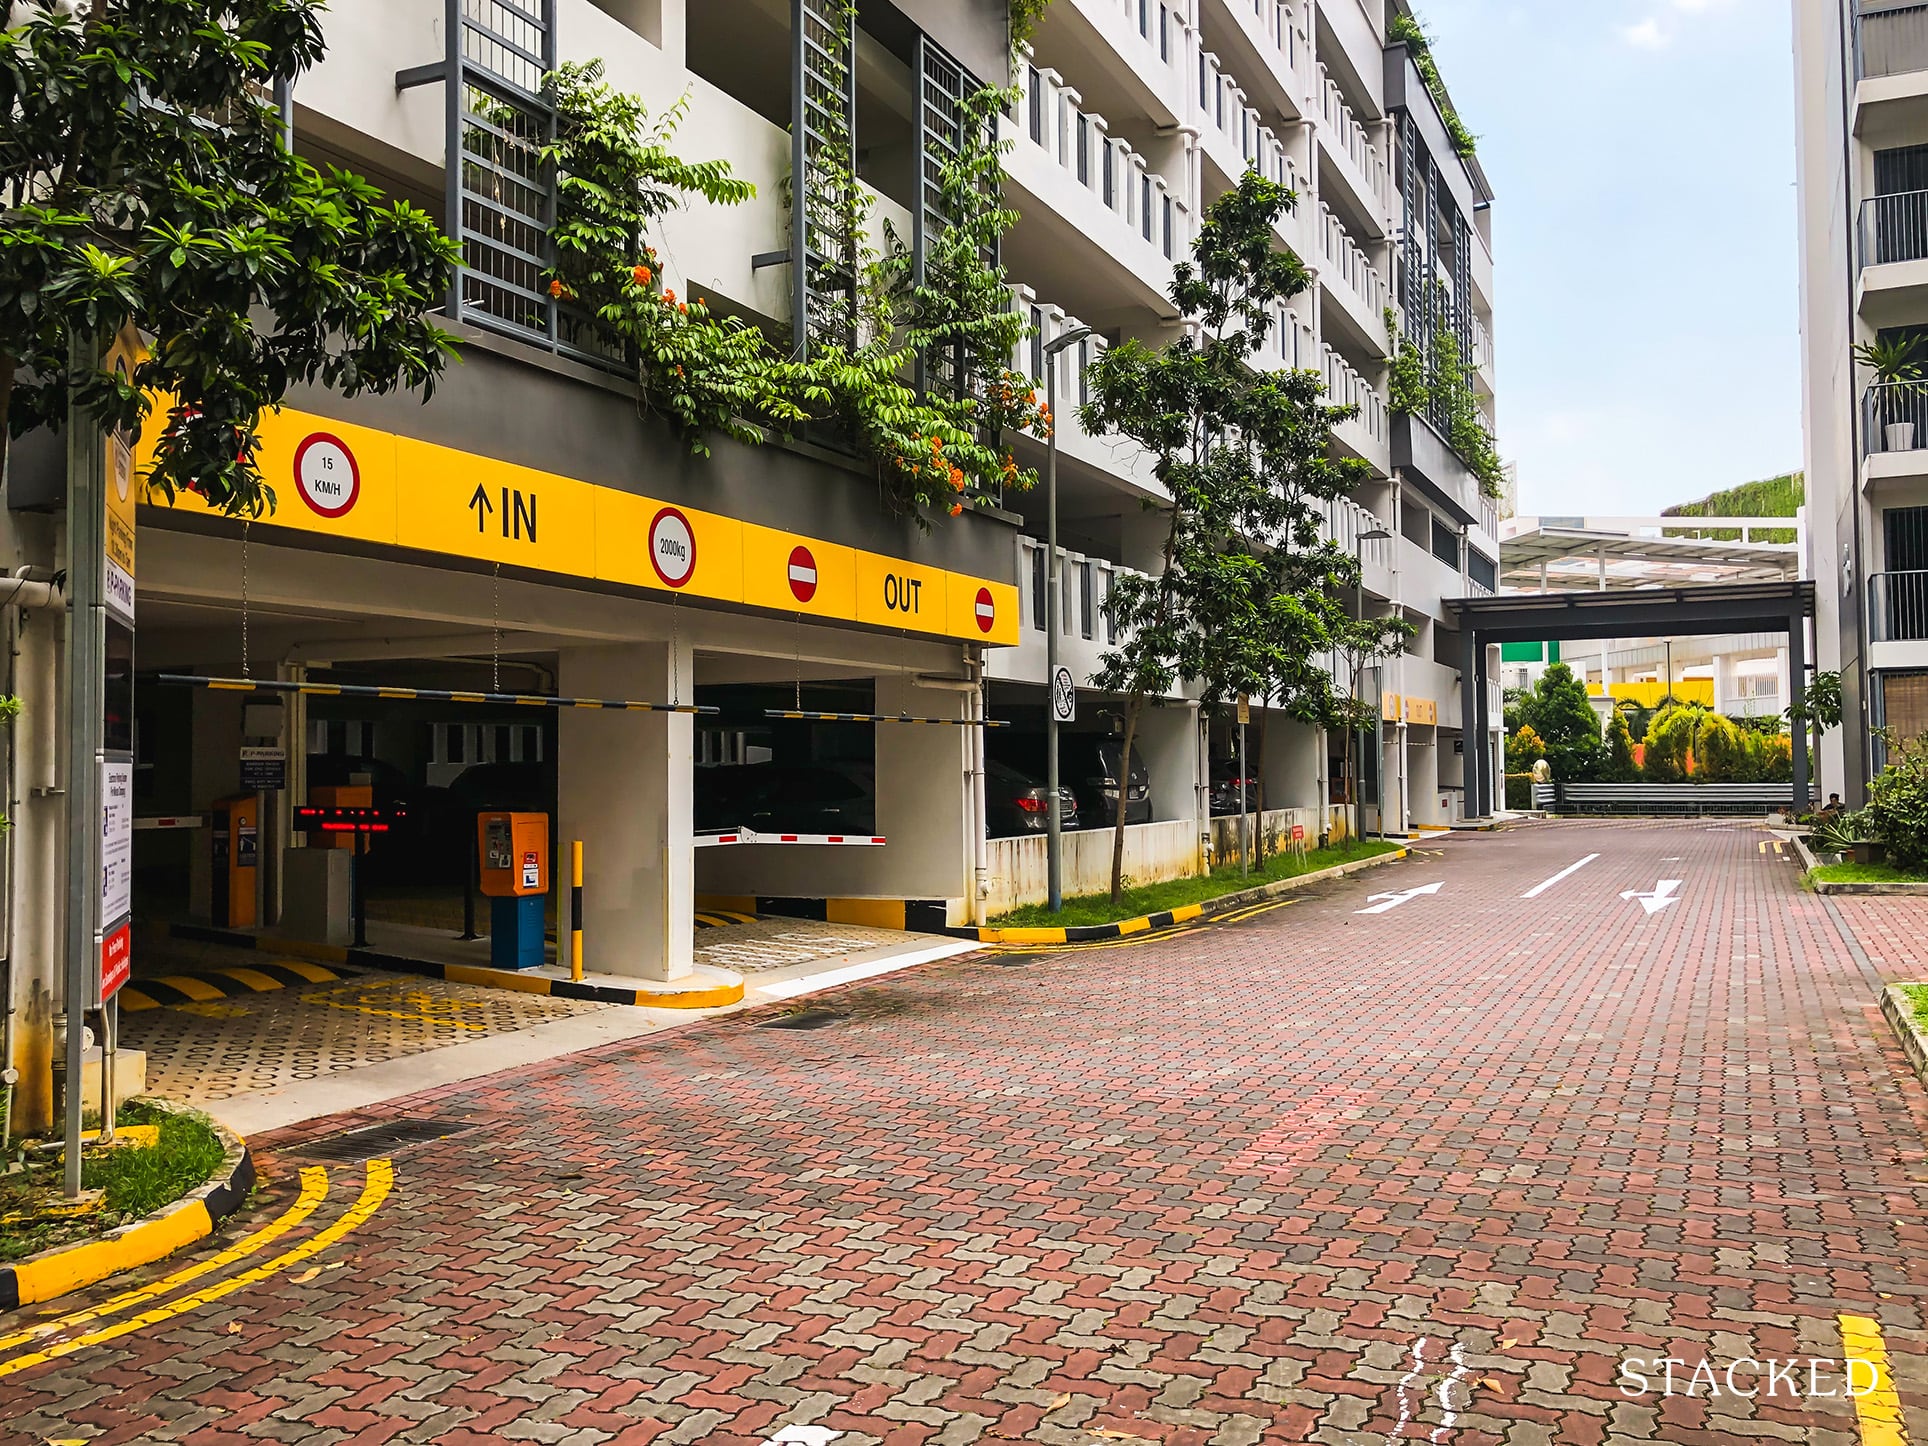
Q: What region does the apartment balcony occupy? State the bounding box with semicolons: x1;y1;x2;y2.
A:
991;537;1146;688
1047;0;1189;128
1007;285;1164;500
1322;343;1391;476
1323;495;1396;599
1470;312;1496;391
1857;190;1928;324
1392;412;1479;526
1855;3;1928;137
1860;381;1928;491
1197;51;1312;255
1870;570;1928;672
1314;65;1392;230
1006;57;1192;318
1317;202;1392;348
1198;0;1313;120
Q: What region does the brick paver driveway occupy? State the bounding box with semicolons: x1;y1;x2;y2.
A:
7;819;1928;1444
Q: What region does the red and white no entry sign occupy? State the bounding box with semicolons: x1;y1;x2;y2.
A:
788;545;818;603
974;586;996;633
649;507;696;588
293;433;360;518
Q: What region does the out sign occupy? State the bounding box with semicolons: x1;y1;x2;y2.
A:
293;433;360;518
649;507;696;588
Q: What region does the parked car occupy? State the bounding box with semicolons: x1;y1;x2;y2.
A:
985;760;1080;838
304;753;436;877
694;762;876;836
1209;764;1259;817
1053;735;1151;827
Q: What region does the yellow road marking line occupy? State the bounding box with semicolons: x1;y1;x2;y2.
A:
1841;1314;1911;1446
148;974;224;1002
0;1168;329;1354
0;1160;391;1381
1215;898;1301;925
272;960;340;984
213;966;287;993
118;988;159;1013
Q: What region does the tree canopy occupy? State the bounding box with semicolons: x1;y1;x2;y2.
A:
0;0;459;513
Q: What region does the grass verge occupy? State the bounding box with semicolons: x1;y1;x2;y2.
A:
992;839;1402;929
1809;862;1928;885
0;1101;227;1263
1900;984;1928;1035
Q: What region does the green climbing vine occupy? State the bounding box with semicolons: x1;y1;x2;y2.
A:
1383;302;1502;500
543;49;1047;521
1388;13;1476;159
1383;307;1426;417
1011;0;1051;52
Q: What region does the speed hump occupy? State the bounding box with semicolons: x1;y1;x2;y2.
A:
1051;665;1076;724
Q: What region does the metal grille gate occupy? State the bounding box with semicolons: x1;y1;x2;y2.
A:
790;0;860;353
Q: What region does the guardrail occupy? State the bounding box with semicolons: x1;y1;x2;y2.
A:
1531;783;1792;817
1319;202;1388;319
1863;380;1928;455
1861;188;1928;267
1871;569;1928;641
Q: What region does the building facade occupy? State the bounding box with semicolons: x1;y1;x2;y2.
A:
1795;0;1928;798
4;0;1506;1046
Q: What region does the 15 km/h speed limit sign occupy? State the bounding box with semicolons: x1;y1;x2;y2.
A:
1051;665;1076;725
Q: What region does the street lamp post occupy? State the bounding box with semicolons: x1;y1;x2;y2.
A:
1353;528;1392;843
1043;324;1093;915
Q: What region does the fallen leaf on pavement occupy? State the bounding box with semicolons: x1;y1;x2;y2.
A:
1047;1394;1071;1408
290;1268;321;1284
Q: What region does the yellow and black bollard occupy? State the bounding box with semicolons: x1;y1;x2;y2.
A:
570;840;584;982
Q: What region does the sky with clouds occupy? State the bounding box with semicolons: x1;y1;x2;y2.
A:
1412;0;1800;516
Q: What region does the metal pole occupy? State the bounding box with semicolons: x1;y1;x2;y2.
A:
1353;536;1366;843
100;1001;115;1145
61;329;105;1197
1045;353;1062;914
351;829;368;949
459;825;479;940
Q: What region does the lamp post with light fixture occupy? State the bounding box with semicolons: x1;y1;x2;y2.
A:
1043;324;1094;914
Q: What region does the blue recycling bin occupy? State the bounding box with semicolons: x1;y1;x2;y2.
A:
490;894;545;970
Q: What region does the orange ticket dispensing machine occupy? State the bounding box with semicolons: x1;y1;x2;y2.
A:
211;794;260;929
477;812;548;969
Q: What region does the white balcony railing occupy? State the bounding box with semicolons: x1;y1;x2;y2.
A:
1323;495;1394;566
1319;202;1389;320
1014;55;1192;262
1321;343;1387;446
1317;64;1390;213
1009;285;1112;446
1471;313;1494;374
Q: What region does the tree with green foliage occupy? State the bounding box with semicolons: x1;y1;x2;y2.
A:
1602;708;1638;782
1081;172;1378;903
0;0;460;513
1511;663;1603;781
1643;702;1703;782
1785;669;1844;797
1865;731;1928;871
1505;723;1544;772
1694;712;1747;782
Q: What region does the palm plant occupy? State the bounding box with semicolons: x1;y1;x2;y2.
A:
1855;336;1926;448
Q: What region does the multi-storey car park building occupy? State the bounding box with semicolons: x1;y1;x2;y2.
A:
4;0;1505;1010
1796;0;1928;798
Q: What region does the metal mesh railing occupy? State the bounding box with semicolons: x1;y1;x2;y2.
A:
1863;380;1928;455
1871;570;1928;641
1861;189;1928;267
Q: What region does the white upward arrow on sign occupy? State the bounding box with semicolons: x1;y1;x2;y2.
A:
1619;879;1682;915
1355;881;1444;915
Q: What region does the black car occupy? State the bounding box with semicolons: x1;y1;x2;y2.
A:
1209;764;1260;817
985;759;1079;838
1053;735;1151;827
694;763;876;836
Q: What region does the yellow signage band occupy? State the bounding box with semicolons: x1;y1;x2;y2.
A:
141;406;1023;648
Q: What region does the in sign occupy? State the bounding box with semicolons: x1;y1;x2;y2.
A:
650;507;696;588
788;545;818;603
974;586;995;633
293;433;360;518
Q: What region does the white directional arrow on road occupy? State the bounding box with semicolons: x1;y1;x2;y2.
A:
1354;881;1444;915
1619;879;1682;915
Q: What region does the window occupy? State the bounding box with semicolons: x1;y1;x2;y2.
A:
1030;307;1044;379
1080;562;1094;639
1076;113;1090;185
1103;143;1115;207
1078;341;1091;406
1880;671;1928;745
1163;195;1174;258
1030;546;1047;630
1876;144;1928;197
1139;0;1149;38
1198;51;1208;107
1468;550;1498;592
1105;573;1117;642
1401;501;1430;548
1027;67;1042;144
1158;4;1169;58
1142;176;1153;239
444;723;466;765
1432;518;1459;568
1886;505;1928;572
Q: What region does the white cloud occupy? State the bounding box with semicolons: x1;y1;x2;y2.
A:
1620;16;1669;48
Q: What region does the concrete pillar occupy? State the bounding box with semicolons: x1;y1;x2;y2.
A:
8;599;62;1136
1789;614;1810;812
872;675;973;901
1711;652;1732;715
1261;715;1320;810
1136;703;1200;828
558;640;693;982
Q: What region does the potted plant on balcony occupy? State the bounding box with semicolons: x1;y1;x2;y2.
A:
1853;336;1925;452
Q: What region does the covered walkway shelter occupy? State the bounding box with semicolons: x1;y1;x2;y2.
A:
1444;580;1819;818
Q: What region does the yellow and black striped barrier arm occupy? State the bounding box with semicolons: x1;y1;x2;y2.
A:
762;709;1009;727
158;674;718;715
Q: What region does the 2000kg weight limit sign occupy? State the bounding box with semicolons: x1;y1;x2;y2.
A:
649;507;696;589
